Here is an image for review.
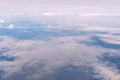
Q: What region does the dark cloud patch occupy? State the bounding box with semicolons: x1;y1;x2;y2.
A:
0;55;16;61
40;65;97;80
5;61;45;80
0;47;10;55
91;36;120;49
0;27;86;40
82;36;120;49
99;53;120;70
6;64;98;80
0;69;5;80
0;47;16;61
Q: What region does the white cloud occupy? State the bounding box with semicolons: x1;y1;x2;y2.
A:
7;24;14;29
93;63;120;80
43;12;56;16
0;19;5;23
97;34;120;45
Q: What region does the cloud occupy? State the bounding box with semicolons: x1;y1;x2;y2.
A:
7;24;14;29
0;15;119;80
0;19;5;23
0;34;119;80
97;34;120;45
93;63;120;80
0;35;102;79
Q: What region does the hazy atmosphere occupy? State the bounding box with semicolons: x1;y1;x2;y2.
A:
0;0;120;80
0;0;120;14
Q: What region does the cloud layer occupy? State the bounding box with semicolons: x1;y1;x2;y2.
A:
0;15;120;80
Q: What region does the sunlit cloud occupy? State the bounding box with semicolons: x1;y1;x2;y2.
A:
7;24;14;29
43;12;56;16
0;19;5;23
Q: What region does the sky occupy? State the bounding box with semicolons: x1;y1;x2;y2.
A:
0;0;120;15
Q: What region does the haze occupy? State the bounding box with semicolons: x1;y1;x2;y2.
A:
0;0;120;14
